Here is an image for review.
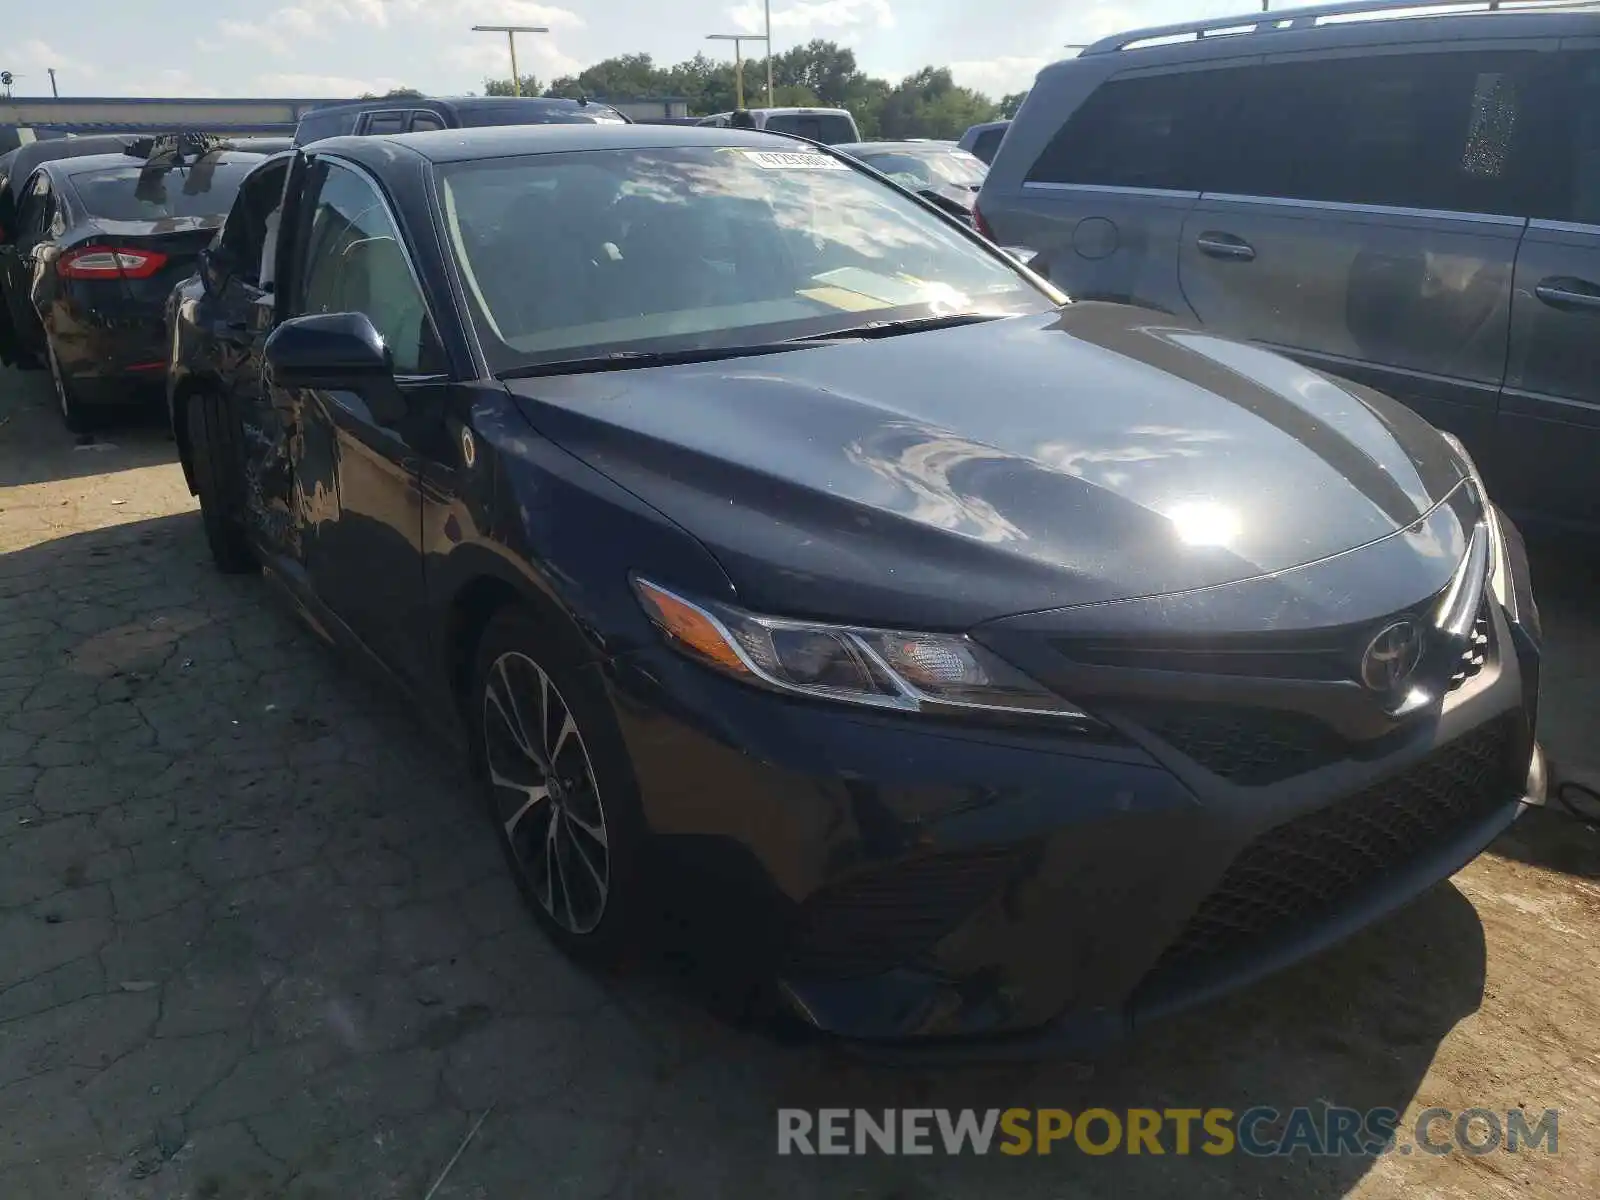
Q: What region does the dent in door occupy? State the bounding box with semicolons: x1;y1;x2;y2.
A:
293;393;342;530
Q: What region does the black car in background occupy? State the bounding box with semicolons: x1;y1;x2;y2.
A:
292;95;629;145
0;134;265;430
172;123;1541;1053
835;140;987;225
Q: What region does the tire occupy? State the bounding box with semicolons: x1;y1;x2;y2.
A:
470;605;646;963
46;339;93;434
186;390;257;574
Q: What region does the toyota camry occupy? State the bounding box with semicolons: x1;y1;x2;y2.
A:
169;124;1544;1054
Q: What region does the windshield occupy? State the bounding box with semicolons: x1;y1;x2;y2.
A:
65;158;254;221
857;147;987;190
436;145;1054;374
760;112;858;144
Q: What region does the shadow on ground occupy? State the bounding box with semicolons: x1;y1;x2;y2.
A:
0;513;1488;1199
0;365;176;489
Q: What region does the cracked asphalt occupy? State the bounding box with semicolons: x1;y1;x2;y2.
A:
3;366;1600;1200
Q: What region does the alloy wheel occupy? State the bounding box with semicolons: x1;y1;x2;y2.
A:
481;650;611;934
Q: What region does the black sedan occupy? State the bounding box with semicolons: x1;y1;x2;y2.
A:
836;140;987;225
0;134;262;430
174;124;1543;1053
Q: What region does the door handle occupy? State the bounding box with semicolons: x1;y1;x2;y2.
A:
1196;232;1256;262
1534;278;1600;313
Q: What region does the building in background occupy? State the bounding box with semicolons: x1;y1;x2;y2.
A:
0;95;353;151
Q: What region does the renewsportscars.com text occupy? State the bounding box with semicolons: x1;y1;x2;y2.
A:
776;1107;1560;1157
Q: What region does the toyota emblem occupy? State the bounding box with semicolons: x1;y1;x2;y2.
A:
1361;619;1426;692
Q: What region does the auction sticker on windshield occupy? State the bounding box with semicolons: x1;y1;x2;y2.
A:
740;150;847;170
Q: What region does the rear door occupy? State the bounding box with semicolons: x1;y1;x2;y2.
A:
1499;45;1600;528
274;156;445;684
1176;46;1559;464
998;63;1244;313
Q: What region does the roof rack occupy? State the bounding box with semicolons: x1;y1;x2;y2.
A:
1082;0;1598;55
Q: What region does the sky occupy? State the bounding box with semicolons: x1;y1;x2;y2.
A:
3;0;1309;103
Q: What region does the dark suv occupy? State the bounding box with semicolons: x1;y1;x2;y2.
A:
292;96;628;144
978;0;1600;534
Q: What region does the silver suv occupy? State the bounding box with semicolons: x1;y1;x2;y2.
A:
978;0;1600;533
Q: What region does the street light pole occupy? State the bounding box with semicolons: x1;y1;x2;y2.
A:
471;24;549;97
707;34;767;110
765;0;774;105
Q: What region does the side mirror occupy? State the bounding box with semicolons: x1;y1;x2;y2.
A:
264;311;407;425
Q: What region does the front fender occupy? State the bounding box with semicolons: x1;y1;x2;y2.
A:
420;388;737;737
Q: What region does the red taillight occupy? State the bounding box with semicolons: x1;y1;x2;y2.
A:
972;202;995;241
58;247;169;280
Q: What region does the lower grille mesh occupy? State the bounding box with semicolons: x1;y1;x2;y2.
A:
1120;705;1344;786
1151;717;1516;975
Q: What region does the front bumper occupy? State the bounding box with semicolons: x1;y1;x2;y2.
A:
604;514;1541;1052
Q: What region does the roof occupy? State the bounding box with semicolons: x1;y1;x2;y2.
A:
299;95;619;118
1071;0;1600;60
313;123;818;165
2;134;138;196
837;141;972;155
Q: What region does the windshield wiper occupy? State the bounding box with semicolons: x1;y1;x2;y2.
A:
788;312;1006;342
495;341;841;380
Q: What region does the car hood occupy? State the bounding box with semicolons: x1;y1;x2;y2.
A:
505;303;1470;629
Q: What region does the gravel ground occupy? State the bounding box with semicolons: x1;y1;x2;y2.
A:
2;365;1598;1200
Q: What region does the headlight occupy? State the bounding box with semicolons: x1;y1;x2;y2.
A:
1436;431;1506;602
634;578;1091;722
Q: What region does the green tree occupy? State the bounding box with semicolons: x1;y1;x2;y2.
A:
359;86;425;99
876;68;999;140
999;91;1028;119
480;43;1000;137
483;75;542;97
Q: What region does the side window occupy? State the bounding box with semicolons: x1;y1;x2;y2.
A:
17;174;54;240
972;128;1003;164
1563;53;1600;225
1227;52;1548;215
218;163;289;288
1026;70;1241;192
362;111;409;135
296;161;444;375
409;111;446;132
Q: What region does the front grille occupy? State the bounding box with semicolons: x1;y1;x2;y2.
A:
1118;704;1344;786
1151;718;1515;975
1448;605;1492;693
784;846;1027;980
1051;636;1352;681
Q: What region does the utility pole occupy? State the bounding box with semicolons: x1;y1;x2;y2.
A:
471;24;548;96
764;0;774;106
48;68;58;98
707;33;767;109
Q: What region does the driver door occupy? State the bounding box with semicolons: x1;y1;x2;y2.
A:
272;157;448;687
0;172;54;362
